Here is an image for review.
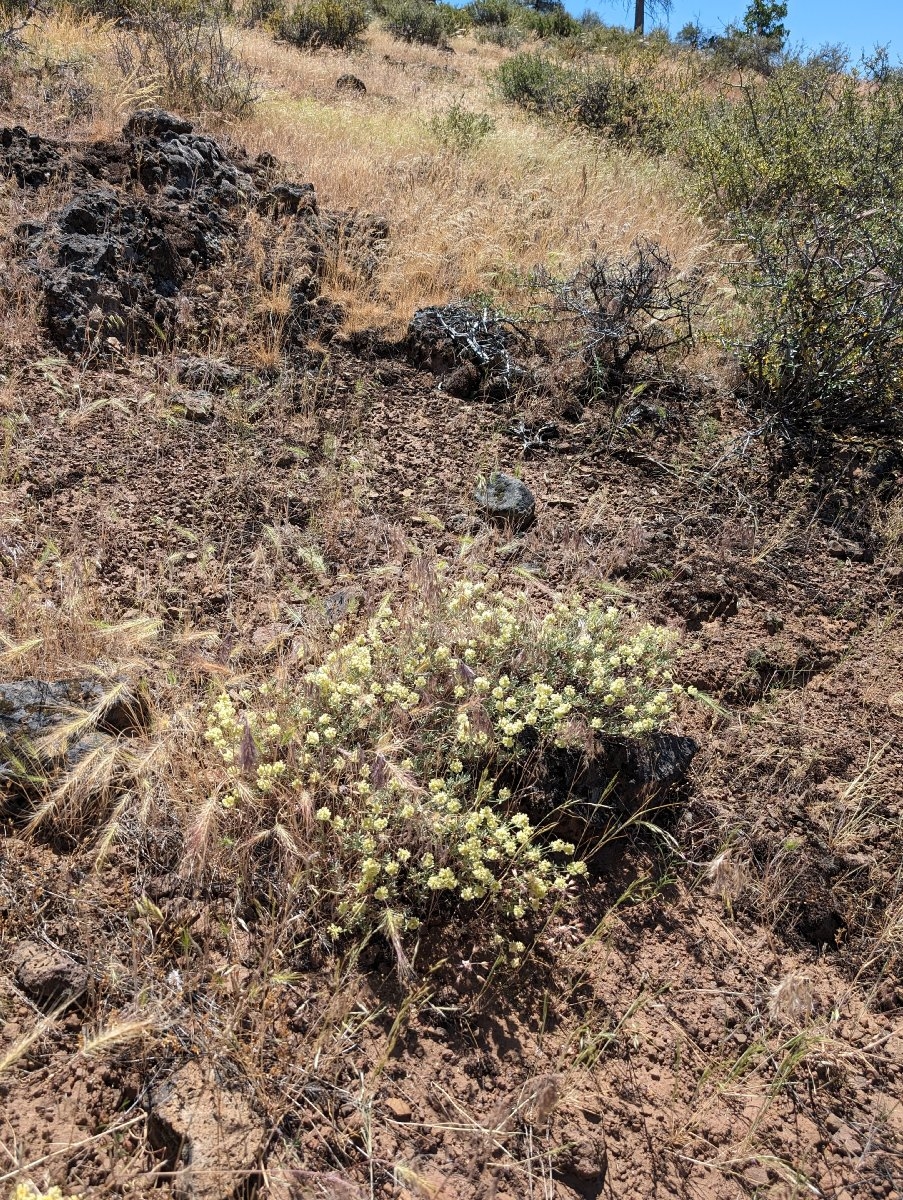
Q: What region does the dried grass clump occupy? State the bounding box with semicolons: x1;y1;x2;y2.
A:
110;0;258;118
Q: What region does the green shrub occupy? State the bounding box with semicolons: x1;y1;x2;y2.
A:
494;51;677;151
708;29;786;74
493;51;570;113
684;61;903;433
277;0;368;48
731;204;903;434
684;62;903;218
476;22;523;48
429;101;495;152
465;0;518;25
571;63;663;145
203;578;688;948
522;5;579;39
382;0;460;46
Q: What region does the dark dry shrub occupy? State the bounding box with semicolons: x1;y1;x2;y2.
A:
242;0;285;24
0;1;32;89
382;0;460;46
733;203;903;435
277;0;368;48
0;0;30;28
112;0;258;117
537;240;705;395
571;64;663;145
476;22;522;48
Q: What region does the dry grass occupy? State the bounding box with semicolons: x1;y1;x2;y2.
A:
18;15;710;334
237;28;710;329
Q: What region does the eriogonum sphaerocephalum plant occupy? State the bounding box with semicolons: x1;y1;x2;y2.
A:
204;578;691;940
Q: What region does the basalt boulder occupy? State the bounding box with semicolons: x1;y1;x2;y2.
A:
0;111;353;356
407;303;531;399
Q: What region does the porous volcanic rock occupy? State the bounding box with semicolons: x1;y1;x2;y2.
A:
33;187;187;352
474;471;536;531
0;677;149;799
0;110;353;356
407;303;531;399
336;73;367;93
10;940;89;1010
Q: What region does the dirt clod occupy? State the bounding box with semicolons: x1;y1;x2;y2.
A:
148;1061;267;1200
10;940;88;1009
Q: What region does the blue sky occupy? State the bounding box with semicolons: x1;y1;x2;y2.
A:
583;1;903;59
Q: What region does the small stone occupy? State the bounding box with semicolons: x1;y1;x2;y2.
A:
336;74;366;93
174;390;215;423
764;610;784;634
553;1134;608;1185
474;471;535;532
148;1061;266;1200
176;355;243;391
11;941;89;1009
742;1164;770;1188
384;1097;413;1121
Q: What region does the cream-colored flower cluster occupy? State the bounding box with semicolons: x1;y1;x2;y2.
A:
201;578;686;938
12;1185;80;1200
314;773;585;931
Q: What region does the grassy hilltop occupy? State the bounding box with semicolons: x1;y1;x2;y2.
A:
0;3;902;1199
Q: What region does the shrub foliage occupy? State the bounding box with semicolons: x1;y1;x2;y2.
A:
374;0;461;46
688;61;903;433
111;0;257;117
277;0;368;48
428;102;495;153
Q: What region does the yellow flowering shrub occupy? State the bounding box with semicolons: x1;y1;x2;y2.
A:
204;578;688;938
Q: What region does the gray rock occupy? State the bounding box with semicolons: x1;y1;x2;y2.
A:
11;940;89;1009
36;187;186;353
474;471;536;531
173;389;215;423
175;355;243;392
0;678;149;797
336;74;367;93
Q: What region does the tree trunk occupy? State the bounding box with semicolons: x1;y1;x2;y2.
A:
634;0;644;34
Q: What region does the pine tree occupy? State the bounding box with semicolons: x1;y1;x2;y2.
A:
742;0;788;44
